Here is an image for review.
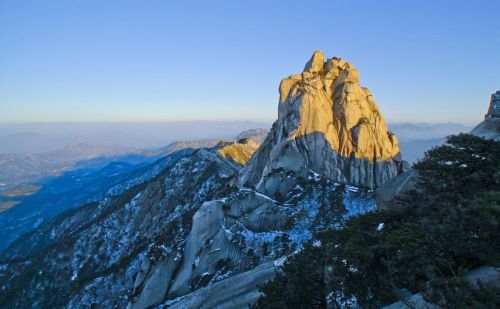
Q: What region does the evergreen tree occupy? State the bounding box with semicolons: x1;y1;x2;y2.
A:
253;135;500;308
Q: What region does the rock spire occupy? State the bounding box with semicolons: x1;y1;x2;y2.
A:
239;51;406;193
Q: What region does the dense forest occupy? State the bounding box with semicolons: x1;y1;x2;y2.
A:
253;134;500;308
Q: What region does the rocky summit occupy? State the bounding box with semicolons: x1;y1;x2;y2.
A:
0;52;404;309
240;51;407;195
126;52;405;308
380;90;500;212
471;90;500;140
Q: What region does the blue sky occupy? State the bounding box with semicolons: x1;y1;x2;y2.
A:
1;0;499;124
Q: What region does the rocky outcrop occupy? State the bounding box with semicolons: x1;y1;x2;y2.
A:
169;262;276;309
375;170;419;211
471;90;500;140
127;190;285;308
239;51;406;195
378;91;500;211
128;257;178;309
125;52;404;309
127;175;376;308
485;90;500;119
217;138;261;165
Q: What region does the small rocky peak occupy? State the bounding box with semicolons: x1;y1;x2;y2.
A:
303;50;325;73
486;90;500;119
471;90;500;140
217;138;261;166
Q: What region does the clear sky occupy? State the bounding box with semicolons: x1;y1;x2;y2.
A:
1;0;499;124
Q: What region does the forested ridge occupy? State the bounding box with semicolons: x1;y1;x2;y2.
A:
253;134;500;309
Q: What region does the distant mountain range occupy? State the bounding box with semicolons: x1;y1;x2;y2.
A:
0;121;272;154
388;122;473;140
0;144;141;190
389;122;473;164
0;126;274;192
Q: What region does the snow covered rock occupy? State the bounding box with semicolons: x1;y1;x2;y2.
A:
168;262;276;309
128;176;376;308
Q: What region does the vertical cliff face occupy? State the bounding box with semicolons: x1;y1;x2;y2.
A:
240;51;406;194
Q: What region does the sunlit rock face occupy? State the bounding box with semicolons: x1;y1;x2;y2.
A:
125;52;401;309
240;51;407;193
217;138;261;165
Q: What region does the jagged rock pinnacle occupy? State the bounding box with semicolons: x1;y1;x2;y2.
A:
240;51;407;193
303;50;325;73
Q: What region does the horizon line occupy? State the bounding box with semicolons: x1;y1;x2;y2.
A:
0;120;477;126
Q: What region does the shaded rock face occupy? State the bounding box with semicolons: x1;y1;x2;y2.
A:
240;51;406;194
168;261;276;309
127;176;376;309
471;90;500;141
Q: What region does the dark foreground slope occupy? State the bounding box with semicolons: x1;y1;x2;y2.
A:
253;134;500;309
